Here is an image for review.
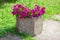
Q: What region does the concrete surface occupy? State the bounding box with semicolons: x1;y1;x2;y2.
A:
35;20;60;40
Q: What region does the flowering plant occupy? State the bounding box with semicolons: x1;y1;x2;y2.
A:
12;4;46;18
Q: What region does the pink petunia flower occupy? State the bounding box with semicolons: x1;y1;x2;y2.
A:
12;11;17;15
31;9;35;17
40;7;46;15
12;4;46;18
35;5;40;11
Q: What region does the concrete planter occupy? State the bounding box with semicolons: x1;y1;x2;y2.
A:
16;16;43;36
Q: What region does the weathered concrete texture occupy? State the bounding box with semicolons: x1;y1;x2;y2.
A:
16;16;43;36
0;33;24;40
35;20;60;40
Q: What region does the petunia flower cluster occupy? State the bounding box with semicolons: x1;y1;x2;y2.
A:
12;4;46;18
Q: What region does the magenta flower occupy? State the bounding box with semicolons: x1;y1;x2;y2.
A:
35;5;40;11
18;4;23;8
31;9;35;17
14;4;23;8
35;5;41;16
20;12;27;17
23;7;28;13
13;4;19;10
22;7;31;17
19;16;23;19
12;12;17;15
12;4;46;18
40;7;46;15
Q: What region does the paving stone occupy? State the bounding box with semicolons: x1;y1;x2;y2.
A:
0;33;24;40
35;20;60;40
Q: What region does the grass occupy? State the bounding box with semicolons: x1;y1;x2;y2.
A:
0;0;60;40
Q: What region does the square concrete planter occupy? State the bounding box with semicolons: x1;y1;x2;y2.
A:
16;16;43;36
